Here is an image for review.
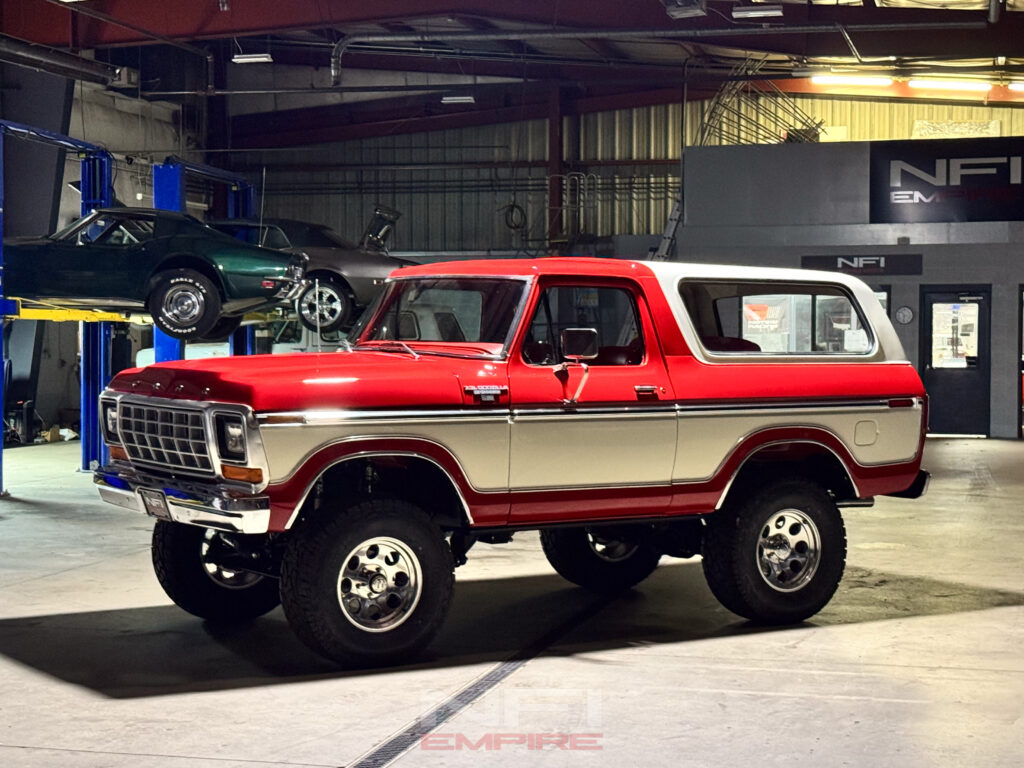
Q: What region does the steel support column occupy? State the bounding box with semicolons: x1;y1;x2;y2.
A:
78;151;115;470
151;163;187;362
547;85;564;245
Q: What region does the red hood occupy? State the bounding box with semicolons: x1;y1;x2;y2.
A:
108;350;506;412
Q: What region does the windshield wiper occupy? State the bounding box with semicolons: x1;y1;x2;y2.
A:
357;340;420;359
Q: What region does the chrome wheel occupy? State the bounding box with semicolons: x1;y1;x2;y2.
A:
587;534;639;563
298;280;351;331
337;536;422;632
756;508;821;592
201;530;263;590
162;283;206;326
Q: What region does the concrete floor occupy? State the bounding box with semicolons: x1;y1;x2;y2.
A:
0;439;1020;767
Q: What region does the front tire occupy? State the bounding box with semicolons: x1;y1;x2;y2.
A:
151;521;281;622
295;276;353;333
148;268;222;340
279;499;454;666
540;527;661;592
702;477;847;624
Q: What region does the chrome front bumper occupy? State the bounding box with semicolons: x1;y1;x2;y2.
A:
94;466;271;534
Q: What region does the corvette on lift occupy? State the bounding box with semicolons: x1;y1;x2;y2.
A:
2;207;306;341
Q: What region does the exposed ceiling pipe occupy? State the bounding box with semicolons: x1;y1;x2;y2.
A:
141;83;528;97
330;21;989;85
40;0;214;91
0;33;119;84
838;26;864;63
989;0;1002;24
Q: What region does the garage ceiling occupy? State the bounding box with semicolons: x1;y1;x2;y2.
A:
3;0;1024;148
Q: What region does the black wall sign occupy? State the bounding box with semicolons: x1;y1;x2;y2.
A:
801;254;923;276
870;137;1024;224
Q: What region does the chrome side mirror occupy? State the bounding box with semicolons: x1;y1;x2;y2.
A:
558;328;598;405
560;328;598;362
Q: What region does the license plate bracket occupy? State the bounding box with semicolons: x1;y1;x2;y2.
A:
139;488;172;520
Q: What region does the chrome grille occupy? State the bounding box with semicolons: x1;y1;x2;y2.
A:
118;402;213;475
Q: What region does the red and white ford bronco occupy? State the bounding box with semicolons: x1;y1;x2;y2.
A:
95;258;928;665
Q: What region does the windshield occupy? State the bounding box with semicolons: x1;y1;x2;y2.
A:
354;277;527;356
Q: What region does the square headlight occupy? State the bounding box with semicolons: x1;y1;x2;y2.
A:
215;414;246;462
101;401;120;444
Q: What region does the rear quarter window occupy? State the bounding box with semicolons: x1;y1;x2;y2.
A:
679;280;874;356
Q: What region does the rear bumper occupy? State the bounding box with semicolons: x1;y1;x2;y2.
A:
94;466;270;534
886;469;930;499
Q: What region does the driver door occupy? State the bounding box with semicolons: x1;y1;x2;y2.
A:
507;280;676;524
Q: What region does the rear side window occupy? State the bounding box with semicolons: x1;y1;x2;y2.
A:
679;280;873;355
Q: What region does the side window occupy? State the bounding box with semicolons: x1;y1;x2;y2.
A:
522;285;644;366
94;217;155;246
680;280;872;355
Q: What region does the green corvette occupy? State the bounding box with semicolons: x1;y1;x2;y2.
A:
1;208;306;340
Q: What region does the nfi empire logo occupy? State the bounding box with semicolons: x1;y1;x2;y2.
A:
870;137;1024;224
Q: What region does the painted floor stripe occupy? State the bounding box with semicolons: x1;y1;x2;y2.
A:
345;594;614;768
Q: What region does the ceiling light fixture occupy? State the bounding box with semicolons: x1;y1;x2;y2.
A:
907;79;992;92
440;94;476;104
1008;82;1024;92
660;0;707;19
811;75;894;87
231;52;273;64
731;4;784;19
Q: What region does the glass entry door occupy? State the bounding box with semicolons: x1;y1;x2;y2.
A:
921;287;991;436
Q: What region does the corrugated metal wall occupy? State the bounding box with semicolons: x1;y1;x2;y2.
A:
256;96;1024;251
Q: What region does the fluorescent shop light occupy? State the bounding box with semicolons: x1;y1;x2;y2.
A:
907;79;992;92
231;53;274;64
731;4;784;18
811;75;894;87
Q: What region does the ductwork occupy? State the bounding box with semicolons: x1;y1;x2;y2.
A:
0;34;118;85
330;21;989;86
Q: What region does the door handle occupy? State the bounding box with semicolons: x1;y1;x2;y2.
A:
634;385;660;399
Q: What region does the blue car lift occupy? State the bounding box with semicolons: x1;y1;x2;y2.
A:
151;156;257;360
0;119;116;487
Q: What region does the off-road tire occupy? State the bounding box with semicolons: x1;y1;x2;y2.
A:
279;499;454;666
149;268;221;340
540;527;661;592
151;521;281;622
702;477;847;624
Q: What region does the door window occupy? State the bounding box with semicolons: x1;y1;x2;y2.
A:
522;285;643;366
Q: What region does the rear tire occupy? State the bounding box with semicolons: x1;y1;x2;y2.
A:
279;499;454;666
702;477;846;624
540;527;661;592
151;521;281;622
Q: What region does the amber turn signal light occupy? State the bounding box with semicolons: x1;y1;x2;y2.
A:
221;465;264;483
109;445;128;461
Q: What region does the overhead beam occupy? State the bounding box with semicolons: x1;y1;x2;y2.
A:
1;0;690;49
5;0;1021;62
